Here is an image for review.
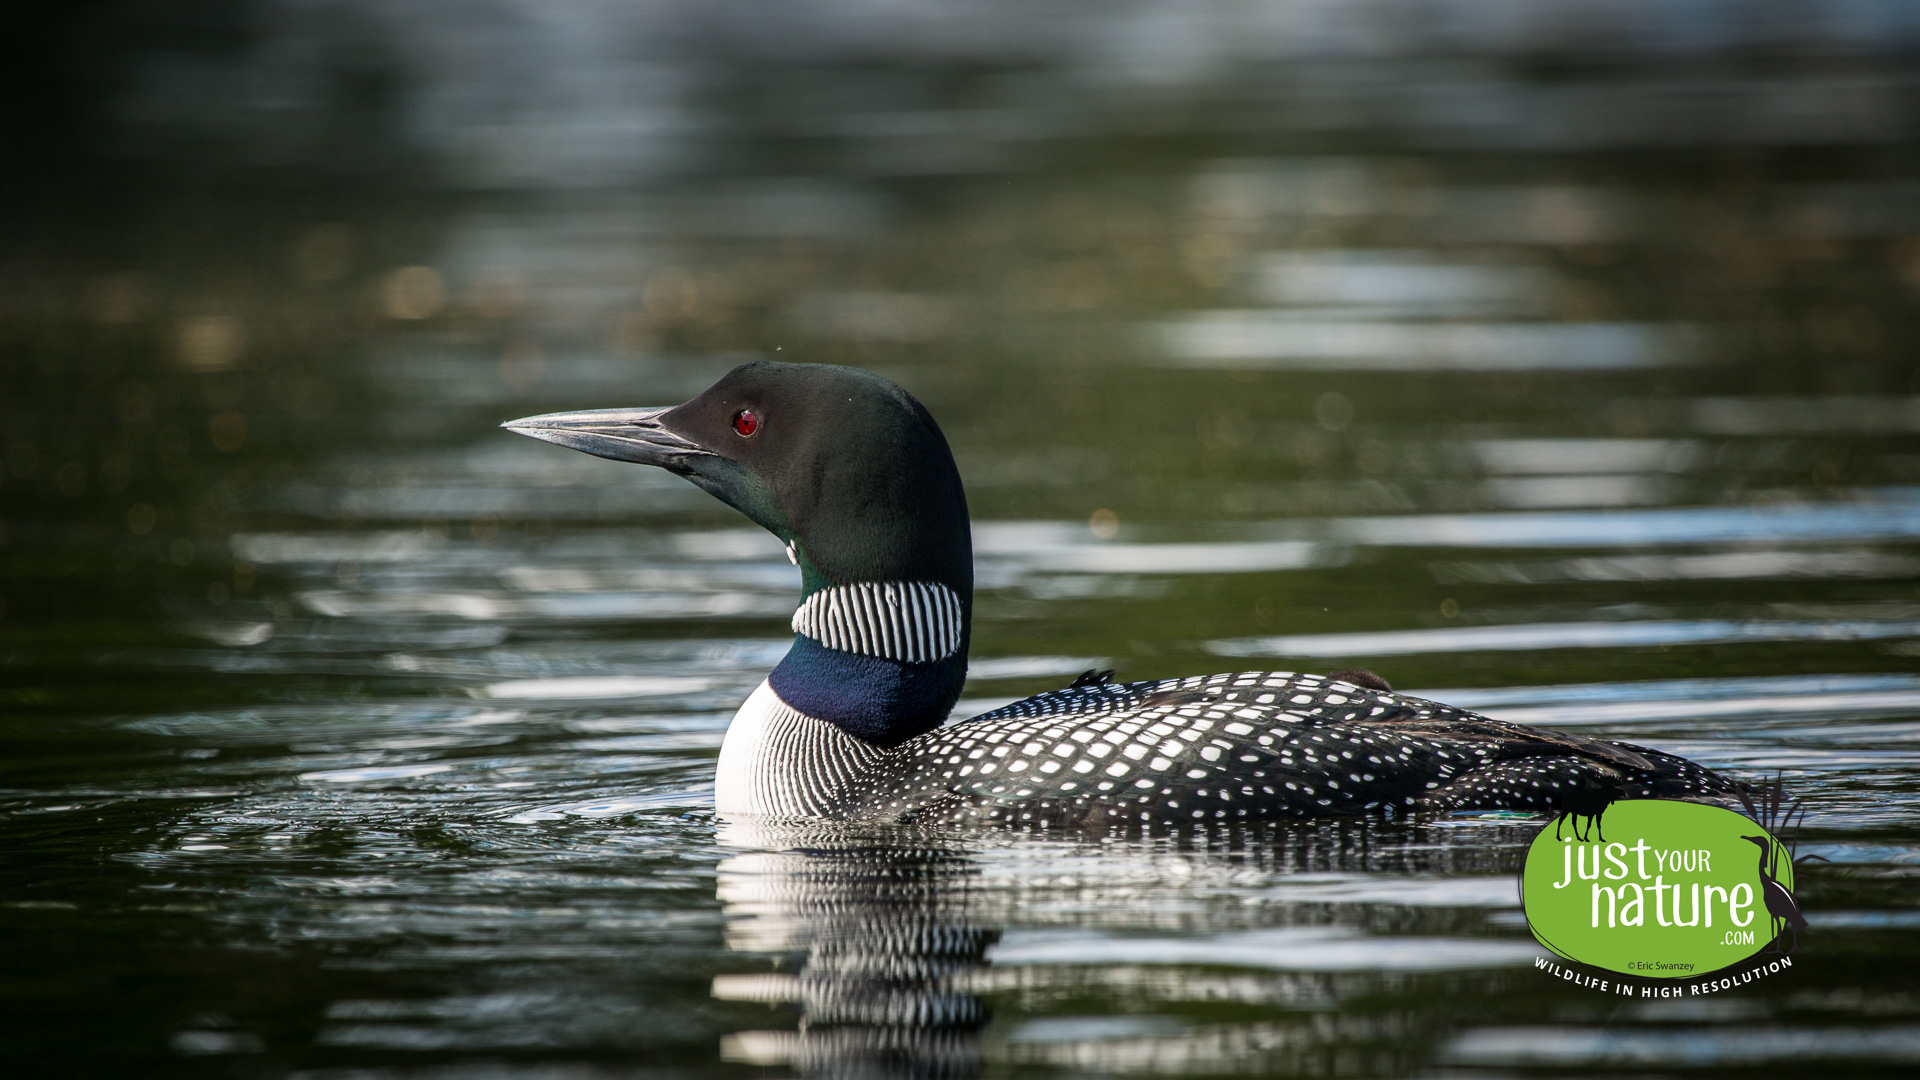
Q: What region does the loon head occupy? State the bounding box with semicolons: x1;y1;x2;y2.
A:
503;360;971;747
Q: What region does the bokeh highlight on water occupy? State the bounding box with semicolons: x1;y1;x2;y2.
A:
4;1;1920;1075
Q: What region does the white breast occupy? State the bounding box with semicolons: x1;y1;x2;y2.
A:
714;680;890;818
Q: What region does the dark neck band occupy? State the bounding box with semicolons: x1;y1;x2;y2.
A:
768;634;965;749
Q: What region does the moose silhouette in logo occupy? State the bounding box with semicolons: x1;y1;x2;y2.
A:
1551;775;1626;844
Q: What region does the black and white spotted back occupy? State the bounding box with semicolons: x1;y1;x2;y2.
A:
844;671;1740;828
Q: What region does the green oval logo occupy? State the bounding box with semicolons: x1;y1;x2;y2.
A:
1521;800;1795;979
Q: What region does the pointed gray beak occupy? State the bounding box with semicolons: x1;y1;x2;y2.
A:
501;406;715;474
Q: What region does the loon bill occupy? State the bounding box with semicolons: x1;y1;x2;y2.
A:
503;361;1743;827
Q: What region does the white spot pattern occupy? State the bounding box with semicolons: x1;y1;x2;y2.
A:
717;670;1744;829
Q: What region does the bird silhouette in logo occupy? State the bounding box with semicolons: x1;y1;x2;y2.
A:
1736;773;1826;955
1741;834;1808;954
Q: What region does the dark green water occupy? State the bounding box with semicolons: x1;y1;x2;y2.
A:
4;4;1920;1076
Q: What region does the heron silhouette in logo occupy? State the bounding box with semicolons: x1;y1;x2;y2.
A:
1735;772;1826;955
1740;834;1809;954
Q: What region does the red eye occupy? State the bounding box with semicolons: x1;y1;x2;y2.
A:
733;409;759;437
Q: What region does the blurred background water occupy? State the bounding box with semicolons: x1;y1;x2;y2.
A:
4;1;1920;1076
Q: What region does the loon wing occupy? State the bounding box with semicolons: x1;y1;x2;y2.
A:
864;671;1739;827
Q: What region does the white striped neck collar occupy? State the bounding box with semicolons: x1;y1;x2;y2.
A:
790;580;964;664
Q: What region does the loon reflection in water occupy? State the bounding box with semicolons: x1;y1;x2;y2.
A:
714;823;994;1076
710;818;1541;1077
504;362;1744;827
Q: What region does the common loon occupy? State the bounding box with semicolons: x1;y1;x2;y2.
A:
504;361;1740;826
